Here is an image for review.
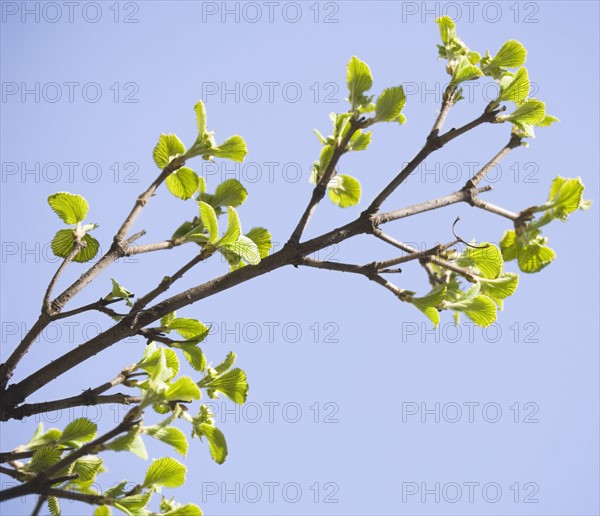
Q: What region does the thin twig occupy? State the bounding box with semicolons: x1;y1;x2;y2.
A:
288;118;363;244
43;241;84;313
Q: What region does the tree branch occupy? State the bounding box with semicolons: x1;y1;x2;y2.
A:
288;118;363;244
43;241;84;313
368;108;503;213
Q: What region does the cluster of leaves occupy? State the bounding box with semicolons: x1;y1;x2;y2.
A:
436;15;557;138
500;176;591;272
406;242;518;328
10;310;247;515
48;192;100;263
310;55;407;208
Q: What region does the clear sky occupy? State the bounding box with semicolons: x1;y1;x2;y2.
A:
1;1;599;515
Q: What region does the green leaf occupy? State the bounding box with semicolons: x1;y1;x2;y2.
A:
138;346;180;379
106;278;134;307
375;86;406;122
218;207;242;247
117;491;153;511
461;295;498;327
327;174;361;208
245;227;272;259
71;455;103;483
499;229;518;262
181;345;207;372
143;457;186;489
411;285;447;328
207;179;248;208
52;230;100;264
499;99;546;127
497;67;530;103
488;39;527;69
166;168;199;200
161;311;176;327
210;135;248;162
346;56;373;109
213;352;236;375
451;57;484;85
537;114;559;127
60;418;97;445
313;128;327;145
26;446;62;472
517;240;556;273
198;201;219;243
153;134;186;169
545;176;586;221
349;130;372;151
26;425;62;449
457;243;503;279
161;504;203;516
436;15;456;45
145;426;189;457
195;100;207;135
48;192;89;224
197;424;228;464
164;377;201;402
220;235;261;265
73;234;100;263
201;368;248;404
104;427;148;460
48;497;61;516
314;144;335;183
479;273;519;302
167;318;209;341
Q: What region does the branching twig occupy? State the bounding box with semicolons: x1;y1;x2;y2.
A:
43;241;84;313
288;118;363;244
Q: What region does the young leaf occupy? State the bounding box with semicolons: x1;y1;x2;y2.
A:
207;179;248;208
153;134;186;169
457;243;503;279
213;352;236;375
139;347;180;379
436;15;456;45
106;278;134;307
198;201;219;243
499;99;546;127
411;285;447;328
517;240;556;273
143;457;186;489
167;318;209;341
26;446;62;472
488;39;527;69
537;114;559;127
145;426;189;457
461;295;498;327
220;235;261;265
73;234;100;263
375;86;406;122
497;67;530;103
210;135;248;162
218;207;242;247
48;497;61;516
51;230;100;263
197;423;228;464
349;130;372;151
60;418;97;445
181;345;207;372
164;377;201;402
166;168;199;200
245;227;272;259
201;368;249;404
545;176;586;221
70;455;103;483
479;273;519;301
105;427;148;460
161;504;203;516
48;192;89;224
347;56;373;109
327;174;361;208
161;311;176;327
194;100;207;135
451;57;484;85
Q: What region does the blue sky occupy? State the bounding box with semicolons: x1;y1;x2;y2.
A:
1;1;599;515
